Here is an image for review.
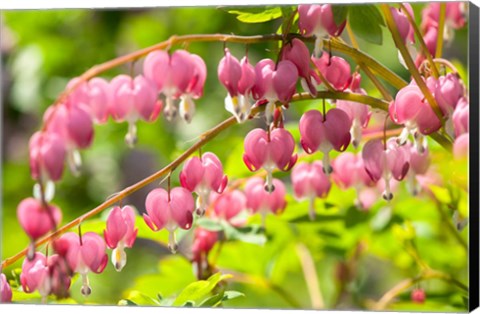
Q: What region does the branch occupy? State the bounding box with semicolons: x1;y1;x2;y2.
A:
381;4;444;122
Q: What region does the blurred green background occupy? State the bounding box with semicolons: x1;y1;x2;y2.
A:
1;3;469;310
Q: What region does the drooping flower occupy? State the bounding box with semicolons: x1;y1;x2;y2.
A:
210;190;247;226
244;177;287;227
298;4;347;56
311;52;351;91
335;73;372;147
67;77;112;124
1;273;12;303
218;49;256;123
299;109;351;174
17;198;62;246
243;128;297;192
291;161;331;220
180;152;228;216
282;38;317;96
59;232;108;296
143;187;194;253
110;74;162;147
20;253;51;301
143;49;206;123
389;82;442;152
44;102;94;176
362;138;410;201
29;131;67;201
252;59;298;124
104;206;138;271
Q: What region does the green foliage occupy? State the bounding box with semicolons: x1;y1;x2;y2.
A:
223;6;283;23
331;5;349;26
348;4;385;45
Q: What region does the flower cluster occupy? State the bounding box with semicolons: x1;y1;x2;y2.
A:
3;2;470;304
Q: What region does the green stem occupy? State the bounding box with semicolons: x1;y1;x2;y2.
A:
381;4;444;122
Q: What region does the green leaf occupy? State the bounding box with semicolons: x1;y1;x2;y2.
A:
118;299;137;306
122;290;161;306
173;272;232;306
225;7;283;23
199;290;225;307
348;5;384;45
223;290;245;301
331;5;349;26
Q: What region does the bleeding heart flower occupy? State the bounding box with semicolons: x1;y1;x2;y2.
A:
59;232;108;296
282;38;317;96
243;128;297;192
17;198;62;241
252;59;298;124
143;187;194;253
291;161;331;220
299;109;351;174
311;52;351;91
1;273;12;303
453;97;469;137
335;73;372;147
44;102;94;176
389;83;442;152
110;74;161;147
362;138;410;201
218;49;257;123
210;190;247;226
434;74;464;136
67;77;112;124
298;4;346;56
104;206;138;271
29;131;66;185
245;177;287;227
20;253;51;300
143;49;206;123
180;152;228;216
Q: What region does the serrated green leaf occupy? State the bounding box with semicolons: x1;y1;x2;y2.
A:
225;7;283;23
331;5;348;26
348;5;384;45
